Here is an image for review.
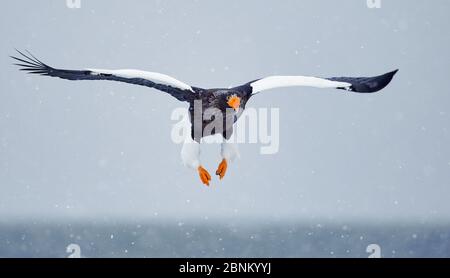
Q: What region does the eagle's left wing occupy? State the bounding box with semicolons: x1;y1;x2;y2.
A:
240;70;398;95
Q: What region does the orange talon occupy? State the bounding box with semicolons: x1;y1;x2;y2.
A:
198;166;211;186
215;159;228;180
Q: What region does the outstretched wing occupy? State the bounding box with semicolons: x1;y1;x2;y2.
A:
244;70;398;95
11;50;194;102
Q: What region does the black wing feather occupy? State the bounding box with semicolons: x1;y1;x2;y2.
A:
11;50;192;102
328;70;398;93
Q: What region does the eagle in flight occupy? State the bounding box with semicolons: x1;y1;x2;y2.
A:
11;50;398;186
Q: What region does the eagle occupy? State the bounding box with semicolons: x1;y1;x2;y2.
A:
11;50;398;186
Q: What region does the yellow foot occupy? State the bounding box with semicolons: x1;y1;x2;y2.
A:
198;166;211;186
215;159;228;180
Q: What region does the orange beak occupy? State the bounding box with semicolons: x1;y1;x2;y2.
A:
227;95;241;111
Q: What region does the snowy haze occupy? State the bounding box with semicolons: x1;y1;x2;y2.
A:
1;0;450;225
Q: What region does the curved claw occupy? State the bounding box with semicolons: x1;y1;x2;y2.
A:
215;159;228;180
198;166;211;186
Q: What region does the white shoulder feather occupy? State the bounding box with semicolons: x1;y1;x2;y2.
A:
88;69;194;92
250;76;351;93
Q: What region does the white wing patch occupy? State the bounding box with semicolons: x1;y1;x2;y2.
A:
87;69;194;92
250;76;352;94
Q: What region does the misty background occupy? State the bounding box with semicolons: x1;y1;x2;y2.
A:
0;0;449;257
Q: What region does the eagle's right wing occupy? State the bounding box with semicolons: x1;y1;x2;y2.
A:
11;50;195;102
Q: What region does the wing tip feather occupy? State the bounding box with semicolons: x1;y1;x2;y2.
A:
11;49;51;75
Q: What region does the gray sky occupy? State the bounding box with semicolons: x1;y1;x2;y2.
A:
1;0;449;223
